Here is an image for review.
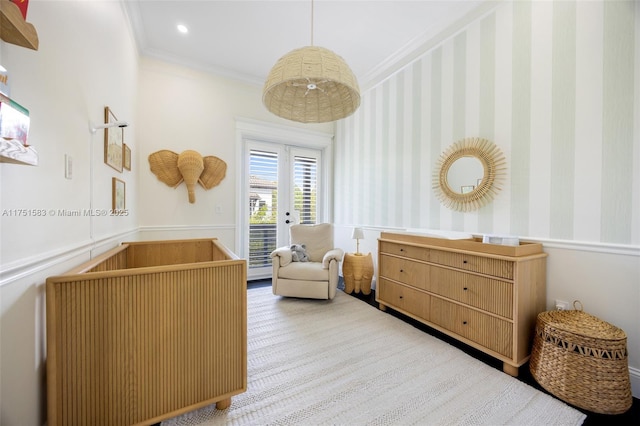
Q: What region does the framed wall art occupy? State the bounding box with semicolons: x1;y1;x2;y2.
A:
112;177;126;211
123;143;131;171
104;106;123;172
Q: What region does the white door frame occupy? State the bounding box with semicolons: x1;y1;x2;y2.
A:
235;118;333;278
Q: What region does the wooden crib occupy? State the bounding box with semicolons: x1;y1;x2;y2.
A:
45;238;247;426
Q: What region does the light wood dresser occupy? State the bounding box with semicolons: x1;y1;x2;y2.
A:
376;232;547;376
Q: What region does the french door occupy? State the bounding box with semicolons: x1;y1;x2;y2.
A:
244;140;323;280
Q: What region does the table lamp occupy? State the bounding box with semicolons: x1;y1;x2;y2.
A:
351;227;364;255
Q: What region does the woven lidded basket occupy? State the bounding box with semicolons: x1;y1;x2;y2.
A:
529;302;632;414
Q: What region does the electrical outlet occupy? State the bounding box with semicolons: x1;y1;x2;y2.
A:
555;300;569;311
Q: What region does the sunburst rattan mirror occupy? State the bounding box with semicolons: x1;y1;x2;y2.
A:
432;137;506;212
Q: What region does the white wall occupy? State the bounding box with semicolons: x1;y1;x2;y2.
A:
1;1;139;267
0;2;139;424
135;56;332;248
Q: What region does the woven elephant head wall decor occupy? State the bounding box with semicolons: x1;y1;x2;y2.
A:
148;149;227;203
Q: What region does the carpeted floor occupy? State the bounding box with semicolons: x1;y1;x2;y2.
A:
336;284;640;426
163;285;587;425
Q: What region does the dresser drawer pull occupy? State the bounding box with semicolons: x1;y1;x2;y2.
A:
463;287;468;291
400;269;404;273
463;321;468;325
399;295;404;299
463;260;468;264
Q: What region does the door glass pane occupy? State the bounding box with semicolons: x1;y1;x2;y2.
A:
248;150;278;270
293;155;317;225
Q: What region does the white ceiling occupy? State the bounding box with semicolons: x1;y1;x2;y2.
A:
124;0;497;90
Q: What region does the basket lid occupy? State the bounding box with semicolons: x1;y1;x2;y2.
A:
539;309;627;341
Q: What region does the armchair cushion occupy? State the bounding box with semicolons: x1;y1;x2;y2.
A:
278;262;329;281
290;223;333;263
322;248;344;268
270;246;292;267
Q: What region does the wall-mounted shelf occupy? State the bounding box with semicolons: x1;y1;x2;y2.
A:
0;0;39;50
0;138;38;165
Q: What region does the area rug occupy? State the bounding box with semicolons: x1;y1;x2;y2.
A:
163;287;586;425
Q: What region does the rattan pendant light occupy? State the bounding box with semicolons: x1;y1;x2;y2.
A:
262;0;360;123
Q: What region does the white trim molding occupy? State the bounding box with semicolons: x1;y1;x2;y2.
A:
0;228;138;287
529;237;640;257
631;367;640;400
234;117;334;261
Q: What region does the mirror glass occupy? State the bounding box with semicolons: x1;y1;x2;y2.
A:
446;156;484;194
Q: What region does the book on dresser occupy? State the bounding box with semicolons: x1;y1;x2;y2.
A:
376;231;547;377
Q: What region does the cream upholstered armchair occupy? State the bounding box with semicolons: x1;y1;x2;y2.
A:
270;223;344;300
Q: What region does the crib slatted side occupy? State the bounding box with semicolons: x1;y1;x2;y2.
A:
46;261;247;426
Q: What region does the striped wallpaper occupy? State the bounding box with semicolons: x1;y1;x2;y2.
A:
334;0;638;245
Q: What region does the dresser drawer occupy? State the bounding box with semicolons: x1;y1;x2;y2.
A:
429;250;513;279
430;298;513;358
378;279;430;320
429;267;513;318
379;255;430;291
379;241;430;262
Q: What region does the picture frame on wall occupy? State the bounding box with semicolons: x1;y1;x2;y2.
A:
112;177;126;211
123;143;131;171
104;106;123;172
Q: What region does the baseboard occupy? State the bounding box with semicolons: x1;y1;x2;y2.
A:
630;367;640;398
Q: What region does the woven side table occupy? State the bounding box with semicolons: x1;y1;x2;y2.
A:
529;305;632;414
343;253;373;295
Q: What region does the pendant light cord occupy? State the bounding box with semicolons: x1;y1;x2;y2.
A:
310;0;314;46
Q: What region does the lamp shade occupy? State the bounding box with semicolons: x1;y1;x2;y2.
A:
351;227;364;240
262;46;361;123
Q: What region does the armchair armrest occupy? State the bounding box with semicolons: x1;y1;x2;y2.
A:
270;246;293;267
322;248;344;269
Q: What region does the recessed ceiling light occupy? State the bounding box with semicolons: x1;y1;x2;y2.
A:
177;24;188;34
